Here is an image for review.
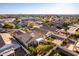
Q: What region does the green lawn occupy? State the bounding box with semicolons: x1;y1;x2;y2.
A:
47;37;56;42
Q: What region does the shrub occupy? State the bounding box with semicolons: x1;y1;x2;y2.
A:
3;23;15;29
47;37;55;42
19;28;30;32
36;44;53;54
29;44;54;55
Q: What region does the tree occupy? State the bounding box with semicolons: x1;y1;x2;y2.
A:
36;44;53;55
0;16;7;19
3;23;15;29
75;29;79;36
43;19;52;27
63;20;71;27
27;21;35;29
29;47;37;55
19;28;30;32
13;19;21;24
15;19;20;23
29;44;53;55
47;37;55;42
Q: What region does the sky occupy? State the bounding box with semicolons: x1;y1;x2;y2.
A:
0;3;79;14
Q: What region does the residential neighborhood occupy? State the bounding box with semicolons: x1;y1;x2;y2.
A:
0;15;79;56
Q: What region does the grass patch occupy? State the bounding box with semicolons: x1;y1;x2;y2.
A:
29;42;55;55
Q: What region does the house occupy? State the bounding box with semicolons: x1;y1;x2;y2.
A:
33;23;43;28
40;23;58;32
16;21;27;28
0;33;26;56
13;29;26;35
0;28;6;33
0;23;4;28
14;32;32;48
51;18;64;28
35;20;43;24
0;18;16;23
32;28;52;37
21;17;36;22
2;29;26;35
74;41;79;53
56;46;78;56
67;24;79;34
16;18;37;28
41;23;69;38
14;28;52;49
47;29;69;46
19;17;36;23
60;39;79;55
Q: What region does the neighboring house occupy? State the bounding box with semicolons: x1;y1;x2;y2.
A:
16;21;27;28
33;23;43;28
35;20;43;24
41;24;69;39
16;18;42;28
67;24;79;34
3;29;26;35
51;18;64;28
16;18;37;28
0;23;4;28
19;17;36;22
74;40;79;53
41;23;58;32
0;28;6;33
13;29;26;35
32;28;52;37
0;18;16;23
56;46;78;56
0;33;25;56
